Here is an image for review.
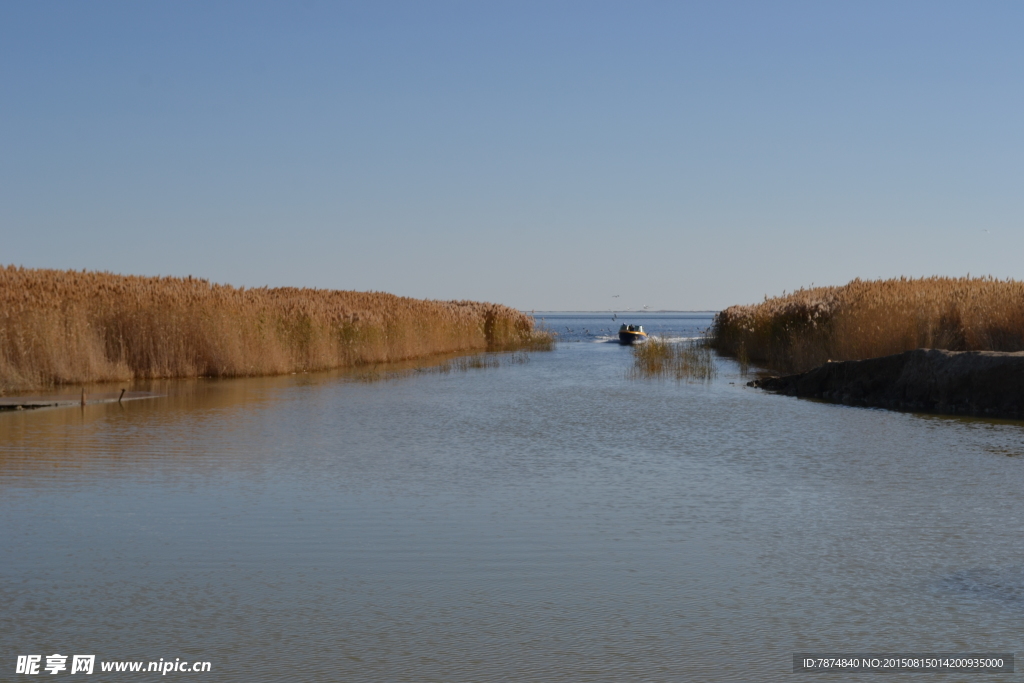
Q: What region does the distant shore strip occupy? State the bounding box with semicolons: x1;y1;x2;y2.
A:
0;266;552;393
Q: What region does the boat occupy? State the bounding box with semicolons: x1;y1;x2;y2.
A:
618;324;648;345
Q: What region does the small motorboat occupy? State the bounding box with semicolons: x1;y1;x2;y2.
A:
618;324;648;345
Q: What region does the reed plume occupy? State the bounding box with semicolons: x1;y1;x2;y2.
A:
0;266;551;393
712;276;1024;372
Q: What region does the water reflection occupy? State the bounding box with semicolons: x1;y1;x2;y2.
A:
0;351;531;483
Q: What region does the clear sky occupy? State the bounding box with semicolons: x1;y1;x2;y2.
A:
2;2;1022;311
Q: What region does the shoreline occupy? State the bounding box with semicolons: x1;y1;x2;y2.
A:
0;391;163;411
750;348;1024;419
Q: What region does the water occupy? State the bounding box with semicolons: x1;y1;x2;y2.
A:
533;311;713;342
3;312;1024;681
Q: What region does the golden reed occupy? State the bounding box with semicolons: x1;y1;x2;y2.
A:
0;266;551;393
712;276;1024;373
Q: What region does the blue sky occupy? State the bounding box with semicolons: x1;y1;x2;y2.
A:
2;1;1022;310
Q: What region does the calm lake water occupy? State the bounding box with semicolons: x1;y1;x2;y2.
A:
3;312;1024;681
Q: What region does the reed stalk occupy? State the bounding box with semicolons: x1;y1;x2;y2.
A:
630;336;717;382
712;276;1024;373
0;266;552;393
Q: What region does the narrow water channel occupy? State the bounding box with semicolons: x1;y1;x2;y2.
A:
3;313;1023;681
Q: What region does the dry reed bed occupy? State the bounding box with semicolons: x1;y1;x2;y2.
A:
712;277;1024;373
0;266;551;393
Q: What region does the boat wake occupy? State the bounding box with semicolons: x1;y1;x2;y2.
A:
657;335;702;343
591;335;701;344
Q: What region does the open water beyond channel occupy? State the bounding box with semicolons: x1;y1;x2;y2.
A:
3;313;1024;681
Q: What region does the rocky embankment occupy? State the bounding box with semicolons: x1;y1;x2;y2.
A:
749;349;1024;419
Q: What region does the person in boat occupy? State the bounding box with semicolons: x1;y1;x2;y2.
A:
620;324;628;332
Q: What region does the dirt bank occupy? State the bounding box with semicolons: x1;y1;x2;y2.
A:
749;348;1024;419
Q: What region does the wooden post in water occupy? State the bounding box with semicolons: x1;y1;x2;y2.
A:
80;387;86;407
118;388;125;404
